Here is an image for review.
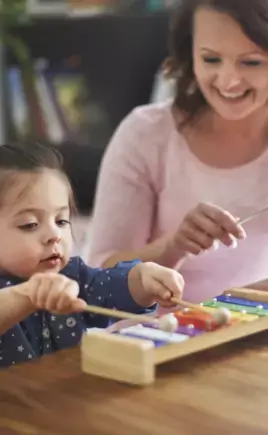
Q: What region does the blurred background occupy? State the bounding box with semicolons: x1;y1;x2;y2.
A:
1;0;178;256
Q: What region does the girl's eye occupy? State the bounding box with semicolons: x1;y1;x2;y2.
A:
18;223;38;231
203;57;221;64
57;219;70;227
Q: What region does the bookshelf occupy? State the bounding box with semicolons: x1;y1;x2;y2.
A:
5;11;169;214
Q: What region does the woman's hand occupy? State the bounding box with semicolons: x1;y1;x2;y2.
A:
172;202;246;256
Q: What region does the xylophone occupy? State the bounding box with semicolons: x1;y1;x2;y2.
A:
81;287;268;386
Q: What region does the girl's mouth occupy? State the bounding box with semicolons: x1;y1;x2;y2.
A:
41;253;62;266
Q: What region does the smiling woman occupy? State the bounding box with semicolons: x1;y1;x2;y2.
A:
89;0;268;305
167;0;268;125
190;6;268;122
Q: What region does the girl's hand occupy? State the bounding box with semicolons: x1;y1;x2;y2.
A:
129;262;184;308
13;273;87;314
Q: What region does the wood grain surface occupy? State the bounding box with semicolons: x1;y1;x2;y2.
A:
0;332;268;435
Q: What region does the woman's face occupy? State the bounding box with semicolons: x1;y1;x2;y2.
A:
193;7;268;121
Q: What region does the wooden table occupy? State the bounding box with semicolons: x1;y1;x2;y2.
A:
0;332;268;435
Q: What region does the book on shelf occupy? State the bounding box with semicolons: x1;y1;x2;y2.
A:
26;0;176;17
68;0;114;15
6;56;111;146
27;0;115;16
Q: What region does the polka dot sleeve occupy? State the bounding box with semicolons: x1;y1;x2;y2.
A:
77;257;156;316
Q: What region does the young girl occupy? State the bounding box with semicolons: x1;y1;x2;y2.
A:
0;143;184;367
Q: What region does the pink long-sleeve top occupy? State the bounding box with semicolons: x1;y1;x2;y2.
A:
89;101;268;302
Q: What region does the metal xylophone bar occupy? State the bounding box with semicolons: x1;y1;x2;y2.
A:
202;295;268;316
116;293;268;348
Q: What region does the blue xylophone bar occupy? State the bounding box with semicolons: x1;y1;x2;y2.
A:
215;295;268;309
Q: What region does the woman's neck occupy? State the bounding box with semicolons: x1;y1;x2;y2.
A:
204;108;268;142
176;107;268;169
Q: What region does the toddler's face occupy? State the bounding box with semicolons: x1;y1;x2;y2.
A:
0;170;73;279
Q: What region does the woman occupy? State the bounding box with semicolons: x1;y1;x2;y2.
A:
89;0;268;303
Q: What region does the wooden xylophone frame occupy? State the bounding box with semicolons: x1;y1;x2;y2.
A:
81;287;268;386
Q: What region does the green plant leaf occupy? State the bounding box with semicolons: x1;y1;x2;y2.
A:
0;0;28;26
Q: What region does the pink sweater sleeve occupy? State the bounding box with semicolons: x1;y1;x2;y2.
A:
89;108;160;267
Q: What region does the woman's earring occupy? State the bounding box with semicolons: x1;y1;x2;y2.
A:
187;80;197;95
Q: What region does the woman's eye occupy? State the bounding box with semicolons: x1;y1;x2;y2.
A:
57;219;70;227
242;60;262;67
203;57;221;64
18;223;38;231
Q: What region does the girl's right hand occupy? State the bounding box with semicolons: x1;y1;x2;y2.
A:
13;273;87;314
172;202;247;256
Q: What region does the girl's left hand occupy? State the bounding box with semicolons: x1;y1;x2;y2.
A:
128;262;184;308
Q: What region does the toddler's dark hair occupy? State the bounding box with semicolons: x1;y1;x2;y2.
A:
0;142;76;214
0;141;63;170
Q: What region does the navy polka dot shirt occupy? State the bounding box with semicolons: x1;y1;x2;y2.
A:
0;257;155;367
